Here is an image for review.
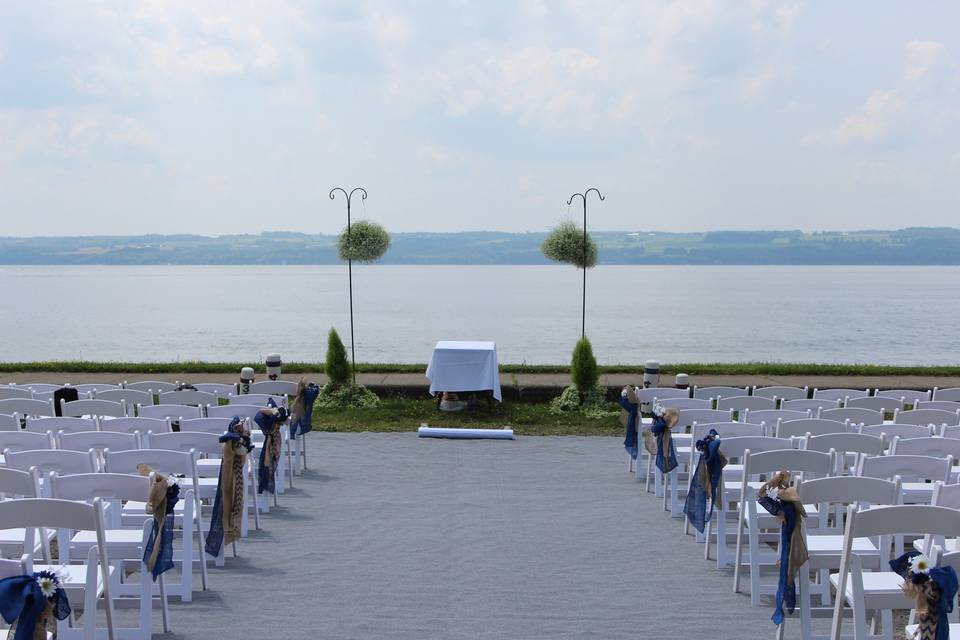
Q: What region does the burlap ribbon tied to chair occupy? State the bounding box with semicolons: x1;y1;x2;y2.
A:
648;406;679;474
0;571;71;640
757;471;808;625
619;386;641;460
255;399;288;495
205;416;253;558
137;464;180;579
289;378;319;439
683;429;728;533
889;551;959;640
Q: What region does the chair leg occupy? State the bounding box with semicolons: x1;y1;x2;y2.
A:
733;503;745;593
159;572;170;633
704;518;713;560
799;565;813;640
194;504;209;590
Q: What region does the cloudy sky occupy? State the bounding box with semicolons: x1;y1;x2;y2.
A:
0;1;957;236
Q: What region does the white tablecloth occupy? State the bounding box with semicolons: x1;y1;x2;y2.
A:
425;341;502;402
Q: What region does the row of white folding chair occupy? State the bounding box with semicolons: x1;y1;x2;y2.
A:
0;497;125;639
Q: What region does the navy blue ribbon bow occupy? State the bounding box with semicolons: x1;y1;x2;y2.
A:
619;394;640;460
890;551;959;640
651;413;677;474
0;573;71;640
683;430;724;534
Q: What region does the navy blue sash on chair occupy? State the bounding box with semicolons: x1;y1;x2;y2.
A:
683;430;725;533
890;551;959;640
651;414;677;474
0;573;70;640
619;394;639;460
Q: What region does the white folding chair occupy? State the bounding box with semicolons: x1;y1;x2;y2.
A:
159;390;218;408
96;389;154;414
933;387;960;402
914;482;960;557
193;383;238;398
149;430;262;526
733;448;834;605
789;476;901;640
753;386;809;401
857;454;954;504
830;505;960;640
814;388;870;402
138;404;203;422
693;386;748;401
705;435;795;568
858;423;933;450
104;448;210;589
874;389;932;405
784;398;842;412
248;380;298;395
124;380;178;393
0;497;118;640
819;408;884;428
632;387;689;485
0;466;52;562
72;383;121;394
0;386;32;400
718;395;777;413
0;397;55;417
61;398;127;419
891;437;960;482
659;409;734;513
50;473;172;634
894;408;960;427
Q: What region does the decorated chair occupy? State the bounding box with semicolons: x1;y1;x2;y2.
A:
733;449;834;606
0;497;117;640
829;505;960;640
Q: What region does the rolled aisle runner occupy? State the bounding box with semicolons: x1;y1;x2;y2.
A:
417;426;514;440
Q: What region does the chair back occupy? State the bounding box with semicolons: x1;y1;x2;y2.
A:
4;449;98;476
895;408;960;427
178;417;233;434
0;413;19;431
719;436;794;461
915;400;960;412
858;454;953;484
859;423;933;445
0;398;55;417
149;431;222;456
891;436;960;460
804;432;884;457
228;393;287;408
812;388;869;401
845;395;904;413
782;398;841;412
655;397;711;410
676;409;733;430
206;404;261;420
818;407;883;427
692;386;747;400
776;418;847;439
249;380;298;396
0;431;54;453
634;387;689;403
932;387;960;402
105;448;196;477
741;409;810;427
690;422;763;442
798;475;900;509
875;389;932;404
742;448;834;479
72;383;121;394
0;467;42;498
123;380;177;393
104;416;171;436
60;398;126;418
751;385;807;401
717;396;776;412
138;404;203;421
58;431;140;454
95;389;153;410
25;416;97;435
159;389;218;407
0;387;32;400
193;383;238;397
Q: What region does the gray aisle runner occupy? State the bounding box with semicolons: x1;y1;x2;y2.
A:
161;433;796;639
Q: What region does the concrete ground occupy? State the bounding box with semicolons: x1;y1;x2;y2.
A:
157;433;815;639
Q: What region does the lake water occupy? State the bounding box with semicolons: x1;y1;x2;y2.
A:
0;265;957;365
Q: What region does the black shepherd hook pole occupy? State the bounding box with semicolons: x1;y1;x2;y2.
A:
566;188;604;339
329;186;368;385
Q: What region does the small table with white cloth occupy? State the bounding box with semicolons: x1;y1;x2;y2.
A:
425;341;502;402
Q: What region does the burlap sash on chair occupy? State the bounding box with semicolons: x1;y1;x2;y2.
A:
137;464;180;579
889;551;959;640
255;400;288;495
758;471;808;626
205;417;252;557
619;386;640;460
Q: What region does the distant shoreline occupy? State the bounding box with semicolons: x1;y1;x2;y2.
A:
2;227;958;265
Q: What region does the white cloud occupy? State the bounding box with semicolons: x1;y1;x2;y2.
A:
904;40;946;80
832;90;902;145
